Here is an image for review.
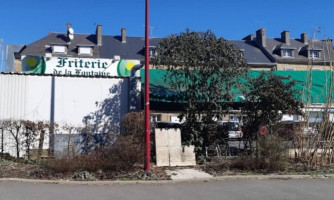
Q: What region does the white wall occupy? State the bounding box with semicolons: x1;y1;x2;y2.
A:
0;75;51;121
0;74;136;157
54;76;128;127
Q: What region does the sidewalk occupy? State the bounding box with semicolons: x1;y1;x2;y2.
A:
166;168;213;180
1;170;333;185
166;168;334;181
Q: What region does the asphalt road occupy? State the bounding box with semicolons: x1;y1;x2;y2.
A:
0;178;334;200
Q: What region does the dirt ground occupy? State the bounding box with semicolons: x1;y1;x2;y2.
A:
0;158;39;179
0;157;170;180
2;156;334;181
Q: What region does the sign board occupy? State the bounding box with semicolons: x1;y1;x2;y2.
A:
21;56;140;77
259;125;268;135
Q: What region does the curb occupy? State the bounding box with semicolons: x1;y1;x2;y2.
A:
0;174;333;185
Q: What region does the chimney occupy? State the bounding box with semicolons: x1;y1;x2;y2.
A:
96;25;102;46
281;31;290;45
67;23;74;43
121;28;126;43
242;34;254;41
301;33;308;44
67;23;72;31
256;28;266;47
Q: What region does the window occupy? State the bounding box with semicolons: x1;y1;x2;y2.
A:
171;115;184;123
229;116;240;122
53;45;67;54
284;67;295;71
310;50;320;59
78;46;93;55
239;49;244;59
282;49;293;57
149;46;157;57
309;111;323;123
151;114;162;123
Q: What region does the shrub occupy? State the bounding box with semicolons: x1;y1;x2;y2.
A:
47;134;144;173
231;134;290;172
47;112;145;173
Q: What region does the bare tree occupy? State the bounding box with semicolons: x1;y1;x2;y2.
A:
36;121;54;164
62;123;79;159
22;120;38;160
3;120;23;158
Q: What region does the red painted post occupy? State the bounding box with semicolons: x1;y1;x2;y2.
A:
144;0;151;171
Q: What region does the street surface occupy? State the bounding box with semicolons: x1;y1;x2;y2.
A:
0;178;333;200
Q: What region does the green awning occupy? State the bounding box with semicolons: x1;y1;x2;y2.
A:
141;69;334;104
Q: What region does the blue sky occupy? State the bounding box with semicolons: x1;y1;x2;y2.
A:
1;0;334;45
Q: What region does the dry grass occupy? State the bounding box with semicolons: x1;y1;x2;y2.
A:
46;135;144;173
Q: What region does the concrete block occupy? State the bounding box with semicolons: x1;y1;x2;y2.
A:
169;147;182;166
168;129;181;147
156;147;170;167
155;128;196;166
155;129;169;147
180;146;196;166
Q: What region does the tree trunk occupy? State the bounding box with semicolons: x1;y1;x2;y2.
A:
26;140;30;160
1;128;3;154
16;139;20;159
67;133;72;159
36;130;45;164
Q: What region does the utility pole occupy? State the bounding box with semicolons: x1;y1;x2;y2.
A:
144;0;151;171
0;39;3;153
0;39;4;72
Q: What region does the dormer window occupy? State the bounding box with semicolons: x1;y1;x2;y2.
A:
53;45;67;54
149;46;157;57
79;46;93;55
239;49;244;59
78;44;93;56
309;50;320;59
278;44;296;58
282;49;293;57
